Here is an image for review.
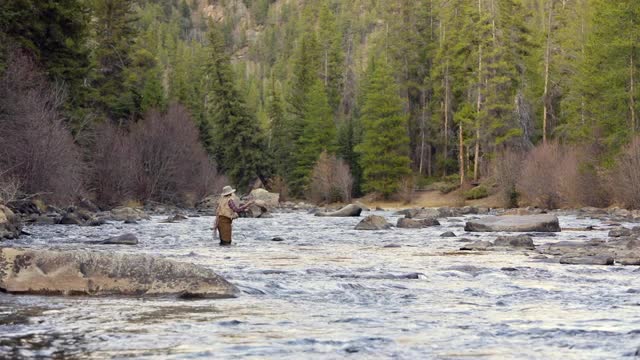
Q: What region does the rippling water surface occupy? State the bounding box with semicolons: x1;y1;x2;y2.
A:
2;211;640;359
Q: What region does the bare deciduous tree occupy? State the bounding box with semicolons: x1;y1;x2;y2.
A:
91;103;225;207
0;51;83;204
309;151;353;204
610;137;640;209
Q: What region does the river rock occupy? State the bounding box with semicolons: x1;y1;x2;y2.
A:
77;198;100;213
493;235;535;249
397;218;440;228
196;195;218;210
0;205;22;240
440;231;456;238
87;218;106;227
6;200;41;216
609;227;633;238
34;215;56;225
0;247;238;298
101;233;139;245
354;215;391;230
242;202;269;218
249;189;280;208
559;255;614;265
109;207;150;222
410;208;440;219
315;204;363;217
164;214;188;223
464;214;561;232
460;240;493;251
58;212;83;225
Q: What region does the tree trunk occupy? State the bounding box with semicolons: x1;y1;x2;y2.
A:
444;61;450;177
474;0;483;182
542;0;553;144
459;123;465;185
631;51;636;133
419;90;426;174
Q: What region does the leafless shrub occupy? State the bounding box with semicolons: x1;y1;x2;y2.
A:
517;143;566;209
90;103;225;207
494;150;526;208
0;171;21;203
396;176;415;204
268;176;289;202
90;123;141;207
562;145;609;208
610;137;640;209
515;142;610;209
0;51;83;204
309;151;353;204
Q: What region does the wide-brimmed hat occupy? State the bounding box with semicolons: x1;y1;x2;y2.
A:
221;186;236;196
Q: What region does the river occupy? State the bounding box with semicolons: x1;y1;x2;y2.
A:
1;211;640;359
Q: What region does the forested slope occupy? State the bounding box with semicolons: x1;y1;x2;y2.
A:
1;0;639;208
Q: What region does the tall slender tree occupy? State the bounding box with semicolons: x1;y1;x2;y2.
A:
357;59;412;197
205;25;270;190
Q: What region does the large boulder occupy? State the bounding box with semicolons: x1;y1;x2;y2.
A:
315;204;363;217
249;188;279;208
354;215;392;230
397;218;440;228
0;205;22;240
464;214;561;232
0;248;238;298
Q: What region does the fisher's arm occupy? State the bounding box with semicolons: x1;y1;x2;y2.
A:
228;198;254;213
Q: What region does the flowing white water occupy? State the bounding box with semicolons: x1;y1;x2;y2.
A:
1;211;640;359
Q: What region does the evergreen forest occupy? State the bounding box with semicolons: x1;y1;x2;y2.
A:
1;0;640;209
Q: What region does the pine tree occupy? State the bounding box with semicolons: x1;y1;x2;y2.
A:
285;31;321;194
292;79;337;194
356;59;411;198
205;25;270;191
140;66;166;113
267;76;289;177
0;0;91;129
91;0;138;123
579;0;640;150
318;1;344;112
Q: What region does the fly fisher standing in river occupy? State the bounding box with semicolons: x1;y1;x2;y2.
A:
214;185;255;246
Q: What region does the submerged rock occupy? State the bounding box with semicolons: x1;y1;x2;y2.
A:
315;204;363;217
163;214;188;223
559;255;614;265
609;227;633;238
396;217;440;228
354;215;391;230
493;235;535;249
440;231;456;238
108;207;151;222
464;214;561;232
618;258;640;266
101;233;139;245
460;240;492;251
0;247;238;298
